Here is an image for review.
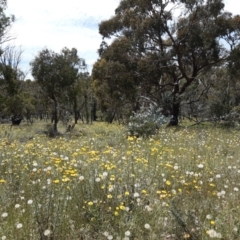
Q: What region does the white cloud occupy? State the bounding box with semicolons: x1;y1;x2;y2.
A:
3;0;239;79
224;0;240;14
5;0;119;78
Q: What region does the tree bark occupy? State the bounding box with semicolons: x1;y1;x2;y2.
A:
52;96;58;132
170;101;180;126
73;98;78;124
168;93;180;126
92;99;97;121
84;95;89;124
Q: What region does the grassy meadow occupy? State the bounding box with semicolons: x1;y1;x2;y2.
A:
0;121;240;239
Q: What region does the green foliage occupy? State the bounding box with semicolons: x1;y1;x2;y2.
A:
30;47;87;131
0;1;15;46
0;45;30;120
30;47;80;95
210;101;231;120
92;39;138;119
0;64;19;96
228;44;240;77
96;0;240;125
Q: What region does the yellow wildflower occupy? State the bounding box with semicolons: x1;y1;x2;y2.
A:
166;180;171;186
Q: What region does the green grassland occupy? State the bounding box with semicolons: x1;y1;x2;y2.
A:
0;121;240;239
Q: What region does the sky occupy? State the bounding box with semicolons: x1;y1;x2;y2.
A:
4;0;240;80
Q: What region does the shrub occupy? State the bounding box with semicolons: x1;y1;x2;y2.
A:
127;104;169;137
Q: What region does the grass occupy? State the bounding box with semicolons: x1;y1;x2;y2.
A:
0;120;240;239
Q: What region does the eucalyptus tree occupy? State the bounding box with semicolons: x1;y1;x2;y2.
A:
96;0;240;125
0;46;23;95
30;47;82;132
0;2;37;124
0;0;15;118
0;0;15;46
0;46;27;123
92;37;141;122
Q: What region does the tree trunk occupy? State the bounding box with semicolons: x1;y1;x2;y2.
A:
168;98;180;127
106;110;116;123
172;101;180;126
74;110;79;124
84;95;89;124
73;98;78;124
92;99;97;121
52;96;58;132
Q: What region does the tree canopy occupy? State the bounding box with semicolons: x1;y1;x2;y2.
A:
30;47;85;131
92;0;240;125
